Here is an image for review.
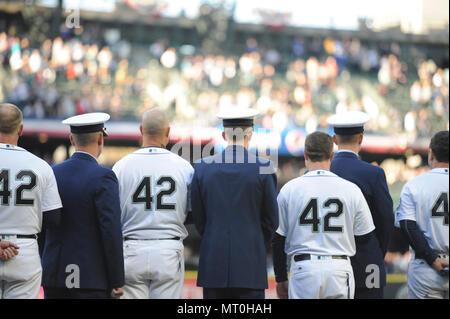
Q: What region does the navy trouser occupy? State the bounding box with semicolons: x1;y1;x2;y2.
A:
203;287;265;299
354;287;384;299
44;287;110;299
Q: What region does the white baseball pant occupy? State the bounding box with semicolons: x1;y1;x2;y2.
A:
0;238;42;299
407;255;449;299
288;255;355;299
122;239;184;299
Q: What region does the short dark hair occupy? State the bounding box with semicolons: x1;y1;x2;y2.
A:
71;132;99;147
305;131;334;162
0;103;22;134
430;131;449;163
335;133;361;144
224;126;253;142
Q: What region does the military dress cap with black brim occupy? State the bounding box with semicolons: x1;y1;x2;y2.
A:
62;112;111;137
326;111;370;135
216;108;260;127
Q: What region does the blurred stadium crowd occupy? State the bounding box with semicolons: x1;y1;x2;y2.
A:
0;30;448;142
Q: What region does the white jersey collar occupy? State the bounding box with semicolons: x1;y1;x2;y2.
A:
0;143;25;151
429;167;449;175
135;147;170;154
303;169;337;177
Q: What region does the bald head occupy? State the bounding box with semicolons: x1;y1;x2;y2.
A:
141;109;170;137
0;103;23;134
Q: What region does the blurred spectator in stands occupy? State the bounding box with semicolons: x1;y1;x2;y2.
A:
292;38;305;58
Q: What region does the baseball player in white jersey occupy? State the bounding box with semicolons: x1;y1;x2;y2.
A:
0;103;62;299
272;131;375;299
113;109;194;299
395;131;449;299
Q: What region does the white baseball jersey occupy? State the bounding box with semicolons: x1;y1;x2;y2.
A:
0;143;62;235
112;147;194;240
395;167;449;254
276;169;375;257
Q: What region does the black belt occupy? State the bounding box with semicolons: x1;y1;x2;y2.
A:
124;236;180;241
294;254;348;261
0;234;37;239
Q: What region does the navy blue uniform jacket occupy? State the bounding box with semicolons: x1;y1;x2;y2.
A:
191;145;279;289
331;151;394;288
41;152;124;290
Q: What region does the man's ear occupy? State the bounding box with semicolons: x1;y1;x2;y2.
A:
304;151;309;161
98;132;103;146
359;134;364;145
428;149;434;164
18;124;24;136
332;135;338;145
247;128;253;141
222;131;227;141
139;125;143;136
166;126;170;138
69;134;75;146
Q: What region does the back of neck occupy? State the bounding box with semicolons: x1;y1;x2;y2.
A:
338;145;359;154
0;135;18;146
432;163;449;169
229;141;248;149
142;136;166;148
306;162;330;172
75;146;98;159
